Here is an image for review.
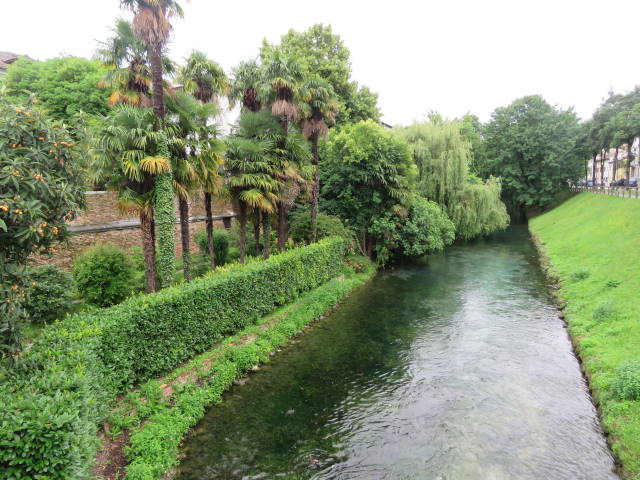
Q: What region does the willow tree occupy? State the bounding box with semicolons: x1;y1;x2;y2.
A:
398;120;508;240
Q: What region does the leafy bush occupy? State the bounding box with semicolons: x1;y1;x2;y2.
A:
605;279;621;288
22;266;74;323
570;267;590;281
613;361;640;401
289;210;354;245
72;244;132;307
0;238;345;479
195;228;230;265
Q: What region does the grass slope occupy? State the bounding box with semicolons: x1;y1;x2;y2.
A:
530;193;640;479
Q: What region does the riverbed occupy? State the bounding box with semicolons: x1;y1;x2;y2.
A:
176;225;618;479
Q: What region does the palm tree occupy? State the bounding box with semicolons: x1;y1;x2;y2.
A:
261;51;307;250
178;51;229;268
230;59;264;113
225;110;281;263
120;0;184;288
299;76;339;242
89;105;176;292
167;91;225;279
97;18;175;107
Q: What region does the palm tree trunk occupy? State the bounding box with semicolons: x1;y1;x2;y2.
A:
140;210;157;292
178;196;191;282
277;203;287;252
263;212;271;259
238;202;248;264
204;192;216;269
253;211;261;256
149;45;165;125
310;135;320;243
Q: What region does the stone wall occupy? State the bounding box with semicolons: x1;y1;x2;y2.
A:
30;191;233;270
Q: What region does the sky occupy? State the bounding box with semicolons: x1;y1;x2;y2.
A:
3;0;640;126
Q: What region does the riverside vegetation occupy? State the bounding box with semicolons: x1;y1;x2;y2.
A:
530;193;640;479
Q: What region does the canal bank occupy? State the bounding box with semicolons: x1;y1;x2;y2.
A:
176;225;618;480
530;193;640;479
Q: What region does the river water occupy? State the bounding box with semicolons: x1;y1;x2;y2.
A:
176;225;618;480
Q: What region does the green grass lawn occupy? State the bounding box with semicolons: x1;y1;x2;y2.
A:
530;193;640;479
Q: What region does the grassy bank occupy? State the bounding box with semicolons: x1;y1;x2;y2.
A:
530;193;640;479
99;258;376;479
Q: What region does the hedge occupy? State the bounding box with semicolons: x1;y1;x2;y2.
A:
0;238;345;480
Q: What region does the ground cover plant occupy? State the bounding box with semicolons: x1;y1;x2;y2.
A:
530;193;640;478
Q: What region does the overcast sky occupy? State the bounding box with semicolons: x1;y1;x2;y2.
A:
3;0;640;126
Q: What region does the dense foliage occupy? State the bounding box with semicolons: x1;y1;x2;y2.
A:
0;239;345;479
3;57;109;124
480;95;582;210
320;120;415;255
369;196;455;264
72;244;133;307
0;91;85;360
289;210;353;245
195;228;230;265
397;120;509;238
22;266;74;323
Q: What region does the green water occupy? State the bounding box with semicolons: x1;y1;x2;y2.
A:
176;225;618;479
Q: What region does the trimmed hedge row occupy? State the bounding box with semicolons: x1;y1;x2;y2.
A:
0;238;345;480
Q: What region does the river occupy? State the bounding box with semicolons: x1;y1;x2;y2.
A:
176;225;619;480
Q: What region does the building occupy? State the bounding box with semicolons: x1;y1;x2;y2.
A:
0;51;21;75
586;138;640;185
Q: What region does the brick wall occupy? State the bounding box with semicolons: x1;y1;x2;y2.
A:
30;191;233;270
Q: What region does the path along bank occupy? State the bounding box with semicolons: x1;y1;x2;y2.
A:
530;193;640;479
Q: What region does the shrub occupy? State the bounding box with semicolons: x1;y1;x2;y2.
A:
72;244;132;307
570;267;590;281
0;238;345;479
289;210;354;245
22;265;74;323
195;228;230;265
605;279;621;288
593;298;616;321
613;361;640;401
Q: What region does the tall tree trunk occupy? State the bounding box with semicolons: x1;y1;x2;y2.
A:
310;135;320;243
263;212;271;259
591;153;597;185
253;211;261;257
238;202;248;264
149;45;165;125
277;203;287;252
140;211;157;293
613;147;619;181
204;192;215;269
153;136;176;289
178;196;191;282
601;149;606;185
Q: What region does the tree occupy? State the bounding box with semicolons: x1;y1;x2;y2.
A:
299;76;339;242
482;95;582;211
261;24;380;125
177;51;229;269
369;196;455;264
397;120;508;239
3;56;109;124
120;0;184;288
230;59;264;113
225;110;281;263
167;91;225;279
320;120;414;256
89;105;174;292
608;89;640;182
0;91;86;361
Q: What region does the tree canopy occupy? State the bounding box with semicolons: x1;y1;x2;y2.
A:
480;95;582;210
3;57;109;124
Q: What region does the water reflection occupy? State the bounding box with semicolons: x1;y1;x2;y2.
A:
176;225;618;480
